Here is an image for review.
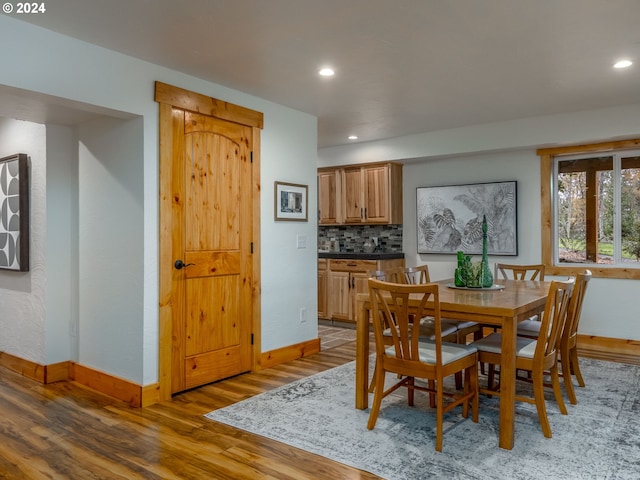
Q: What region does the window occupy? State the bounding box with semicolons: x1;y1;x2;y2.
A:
539;139;640;279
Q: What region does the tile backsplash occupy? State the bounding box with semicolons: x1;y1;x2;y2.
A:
319;225;403;253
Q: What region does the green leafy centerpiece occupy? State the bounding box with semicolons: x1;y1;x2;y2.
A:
454;215;493;288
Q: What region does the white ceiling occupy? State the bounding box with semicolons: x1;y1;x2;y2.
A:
7;0;640;147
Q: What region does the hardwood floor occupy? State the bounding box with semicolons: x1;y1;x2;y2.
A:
0;338;381;479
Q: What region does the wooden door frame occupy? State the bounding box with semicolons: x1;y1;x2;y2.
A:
155;81;263;401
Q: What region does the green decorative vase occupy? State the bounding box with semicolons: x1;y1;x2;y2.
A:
481;215;493;287
455;251;465;286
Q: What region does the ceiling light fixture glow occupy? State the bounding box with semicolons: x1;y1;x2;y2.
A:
614;60;633;69
348;135;358;140
319;68;335;76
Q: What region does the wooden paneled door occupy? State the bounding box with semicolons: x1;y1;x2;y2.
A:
156;82;263;397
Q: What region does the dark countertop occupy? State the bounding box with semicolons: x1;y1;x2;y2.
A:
318;251;405;260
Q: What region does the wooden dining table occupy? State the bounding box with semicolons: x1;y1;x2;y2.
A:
355;278;551;450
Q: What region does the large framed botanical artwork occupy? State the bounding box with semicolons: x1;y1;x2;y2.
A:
416;181;517;255
0;153;29;271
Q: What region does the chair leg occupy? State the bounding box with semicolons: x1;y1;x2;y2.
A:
407;377;415;406
570;347;586;387
436;379;444;452
454;330;475;390
560;347;577;405
369;362;405;393
487;364;496;391
463;364;479;423
470;363;479;422
368;363;377;393
550;364;568;415
532;369;552;438
428;379;436;408
476;327;488;374
367;367;386;430
462;369;469;419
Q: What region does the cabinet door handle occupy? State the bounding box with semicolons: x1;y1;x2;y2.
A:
360;208;364;219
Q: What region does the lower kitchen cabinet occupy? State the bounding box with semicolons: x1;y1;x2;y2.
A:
325;258;404;323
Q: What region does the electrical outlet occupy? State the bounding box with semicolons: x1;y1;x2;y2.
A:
299;307;307;323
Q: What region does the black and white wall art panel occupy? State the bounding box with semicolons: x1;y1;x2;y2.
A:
0;153;29;271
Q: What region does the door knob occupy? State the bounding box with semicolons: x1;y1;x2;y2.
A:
174;259;194;270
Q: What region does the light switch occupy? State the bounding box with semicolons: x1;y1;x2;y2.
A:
297;234;307;249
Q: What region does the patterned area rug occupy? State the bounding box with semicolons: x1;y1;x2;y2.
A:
205;358;640;479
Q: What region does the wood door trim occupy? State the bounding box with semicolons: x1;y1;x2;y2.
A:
158;102;174;401
156;82;262;401
155;81;264;129
251;127;262;370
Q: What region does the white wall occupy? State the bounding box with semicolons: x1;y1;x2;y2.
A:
77;116;145;382
45;124;77;364
0;118;46;363
318;103;640;167
260;106;318;351
402;151;541;275
319;106;640;341
0;15;318;385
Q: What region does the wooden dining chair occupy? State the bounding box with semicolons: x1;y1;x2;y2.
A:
471;278;574;438
495;263;546;281
515;271;592;405
401;264;484;391
400;264;483;343
494;263;546;333
374;265;461;342
398;264;431;285
367;278;479;451
368;269;403;283
367;267;458;393
560;270;592;404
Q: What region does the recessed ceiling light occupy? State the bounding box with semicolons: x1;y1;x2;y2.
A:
319;68;335;77
614;60;633;69
348;135;358;140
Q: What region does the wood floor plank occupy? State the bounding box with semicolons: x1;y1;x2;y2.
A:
0;338;380;479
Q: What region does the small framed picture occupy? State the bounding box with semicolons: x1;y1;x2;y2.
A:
274;181;308;222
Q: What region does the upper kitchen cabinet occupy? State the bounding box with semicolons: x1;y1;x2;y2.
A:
318;162;403;225
318;169;341;224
